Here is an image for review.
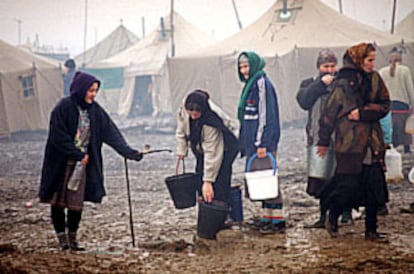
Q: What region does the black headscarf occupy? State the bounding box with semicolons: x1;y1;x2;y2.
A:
185;90;230;152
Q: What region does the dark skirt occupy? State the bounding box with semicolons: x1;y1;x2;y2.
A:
306;177;328;198
320;163;388;212
40;160;86;211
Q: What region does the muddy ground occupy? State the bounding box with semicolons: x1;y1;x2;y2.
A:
1;124;414;273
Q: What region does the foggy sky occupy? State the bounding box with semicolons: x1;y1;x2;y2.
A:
0;0;413;57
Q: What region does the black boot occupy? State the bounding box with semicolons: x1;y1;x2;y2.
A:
68;232;85;251
57;232;69;251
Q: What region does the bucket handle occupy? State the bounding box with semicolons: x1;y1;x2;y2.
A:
175;158;186;175
246;152;277;175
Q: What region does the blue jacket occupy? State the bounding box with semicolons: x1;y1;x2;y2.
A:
239;74;280;157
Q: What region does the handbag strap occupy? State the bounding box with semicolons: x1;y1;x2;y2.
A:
175;158;186;175
246;152;277;174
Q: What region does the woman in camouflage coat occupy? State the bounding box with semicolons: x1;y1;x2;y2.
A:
317;43;390;241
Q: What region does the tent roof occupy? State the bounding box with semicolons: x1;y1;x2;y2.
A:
0;39;60;73
396;10;414;39
75;24;139;67
89;11;213;73
185;0;404;58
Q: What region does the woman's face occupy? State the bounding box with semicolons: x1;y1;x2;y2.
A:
361;51;376;73
84;82;98;104
187;109;202;120
239;62;250;80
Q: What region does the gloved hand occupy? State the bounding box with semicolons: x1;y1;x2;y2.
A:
128;150;143;161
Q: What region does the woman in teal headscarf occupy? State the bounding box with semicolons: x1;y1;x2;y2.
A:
237;51;284;234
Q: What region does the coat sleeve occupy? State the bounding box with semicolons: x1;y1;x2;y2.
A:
201;125;224;183
100;109;137;158
176;106;189;156
49;104;84;161
317;87;343;147
403;66;414;108
296;78;328;110
256;78;280;149
359;72;390;122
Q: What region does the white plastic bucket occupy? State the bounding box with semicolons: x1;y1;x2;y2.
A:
245;152;278;201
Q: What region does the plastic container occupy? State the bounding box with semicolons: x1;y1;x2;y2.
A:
245;152;279;200
405;115;414;134
164;173;200;209
197;200;230;240
307;145;336;180
384;146;404;183
408;167;414;184
229;187;243;222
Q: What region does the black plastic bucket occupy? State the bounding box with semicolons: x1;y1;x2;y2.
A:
197;200;230;240
165;173;199;209
229;187;243;222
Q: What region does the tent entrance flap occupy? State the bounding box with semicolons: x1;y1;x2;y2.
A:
129;75;153;117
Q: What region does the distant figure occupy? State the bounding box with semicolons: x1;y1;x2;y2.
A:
63;59;76;97
296;49;352;228
379;48;414;153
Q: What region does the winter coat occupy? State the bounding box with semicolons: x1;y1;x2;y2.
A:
318;68;390;174
238;74;280;157
296;76;332;146
39;97;138;203
176;101;238;183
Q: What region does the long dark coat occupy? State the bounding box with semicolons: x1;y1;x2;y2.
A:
39;97;137;203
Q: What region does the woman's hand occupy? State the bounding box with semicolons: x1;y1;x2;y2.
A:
202;182;214;203
81;154;89;166
348;108;360;121
316;146;328;158
257;147;267;158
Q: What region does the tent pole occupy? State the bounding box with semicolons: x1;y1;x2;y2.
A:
390;0;397;34
170;0;175;57
82;0;88;67
231;0;243;30
338;0;343;14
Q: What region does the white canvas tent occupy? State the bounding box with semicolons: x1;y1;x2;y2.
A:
0;39;63;137
168;0;414;124
89;12;213;117
74;24;139;114
75;24;139;68
396;10;414;39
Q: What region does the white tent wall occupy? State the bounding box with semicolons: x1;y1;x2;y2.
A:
2;69;44;133
167;0;414;124
36;67;64;129
168;39;413;125
0;76;10;136
0;40;63;137
396;10;414;39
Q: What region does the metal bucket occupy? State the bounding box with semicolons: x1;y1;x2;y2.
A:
307;146;336;180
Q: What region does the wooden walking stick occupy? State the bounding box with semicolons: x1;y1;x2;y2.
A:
124;158;136;247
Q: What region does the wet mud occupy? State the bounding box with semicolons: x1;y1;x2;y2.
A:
1;127;414;273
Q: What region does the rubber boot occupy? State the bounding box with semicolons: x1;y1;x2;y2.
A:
57;232;69;251
68;232;85;251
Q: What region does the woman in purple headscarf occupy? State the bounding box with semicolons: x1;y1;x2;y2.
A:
39;71;143;251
